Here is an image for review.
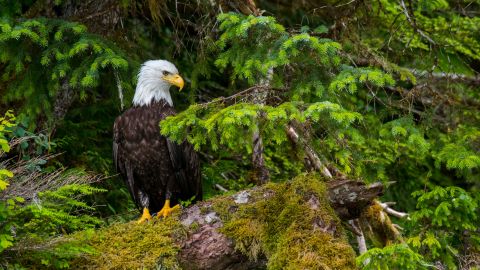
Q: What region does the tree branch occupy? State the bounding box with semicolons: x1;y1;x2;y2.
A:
378;201;409;219
399;0;436;45
350;219;367;254
285;125;333;178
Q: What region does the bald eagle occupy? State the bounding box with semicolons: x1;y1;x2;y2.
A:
113;60;202;223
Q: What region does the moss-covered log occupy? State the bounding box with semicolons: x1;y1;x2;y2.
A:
72;174;383;269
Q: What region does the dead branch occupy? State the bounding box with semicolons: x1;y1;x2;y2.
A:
410;69;480;86
283;121;408;255
285;125;333;178
378;201;409;219
214;184;228;192
399;0;436;45
0;153;103;200
349;219;367;254
198;85;285;108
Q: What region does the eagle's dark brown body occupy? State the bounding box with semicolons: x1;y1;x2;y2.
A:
113;101;201;213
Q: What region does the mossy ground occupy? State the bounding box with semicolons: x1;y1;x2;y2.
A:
71;216;183;269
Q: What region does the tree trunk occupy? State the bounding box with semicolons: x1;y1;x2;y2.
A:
251;128;270;184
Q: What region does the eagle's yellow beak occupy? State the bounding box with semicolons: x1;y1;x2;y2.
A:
163;74;184;91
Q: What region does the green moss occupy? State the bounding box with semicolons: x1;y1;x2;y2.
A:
360;201;400;247
189;221;200;231
218;173;357;270
223;218;264;260
71;217;182;270
269;226;355;270
211;194;239;220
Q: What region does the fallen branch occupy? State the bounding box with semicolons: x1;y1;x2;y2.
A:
71;175;384;269
175;176;383;269
214;183;228;192
378;201;409;219
350;220;367;254
284;122;408;255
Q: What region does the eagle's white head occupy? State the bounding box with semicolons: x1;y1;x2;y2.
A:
133;60;184;107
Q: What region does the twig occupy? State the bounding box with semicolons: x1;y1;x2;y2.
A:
215;184;228;192
382;201;397;206
399;0;436;45
349;219;367;254
198;85;285;108
114;69;124;110
285;125;333;178
393;224;404;231
378;201;409;219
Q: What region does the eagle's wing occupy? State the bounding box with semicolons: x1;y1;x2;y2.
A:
166;139;202;203
113;118;140;208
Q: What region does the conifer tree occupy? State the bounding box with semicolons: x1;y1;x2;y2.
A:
0;0;479;269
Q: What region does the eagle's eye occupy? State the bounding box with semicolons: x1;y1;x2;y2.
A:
162;71;172;76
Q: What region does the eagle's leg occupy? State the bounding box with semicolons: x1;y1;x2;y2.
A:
137;208;152;224
137;190;152;223
157;191;180;218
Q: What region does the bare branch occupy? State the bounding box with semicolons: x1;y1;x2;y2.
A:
285;125;333;178
350;219;367;254
410;69;480;86
0;154;103;200
214;184;228;192
378;201;409;219
399;0;436;45
198;85;285;108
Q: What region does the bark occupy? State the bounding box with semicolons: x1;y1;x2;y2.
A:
219;0;261;15
48;79;76;135
177;203;265;270
251;129;270;184
52;79;76;124
174;178;383;269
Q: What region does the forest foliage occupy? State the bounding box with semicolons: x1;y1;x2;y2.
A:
0;0;479;269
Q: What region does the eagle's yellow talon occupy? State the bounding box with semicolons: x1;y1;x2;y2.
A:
137;207;152;224
156;199;180;218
